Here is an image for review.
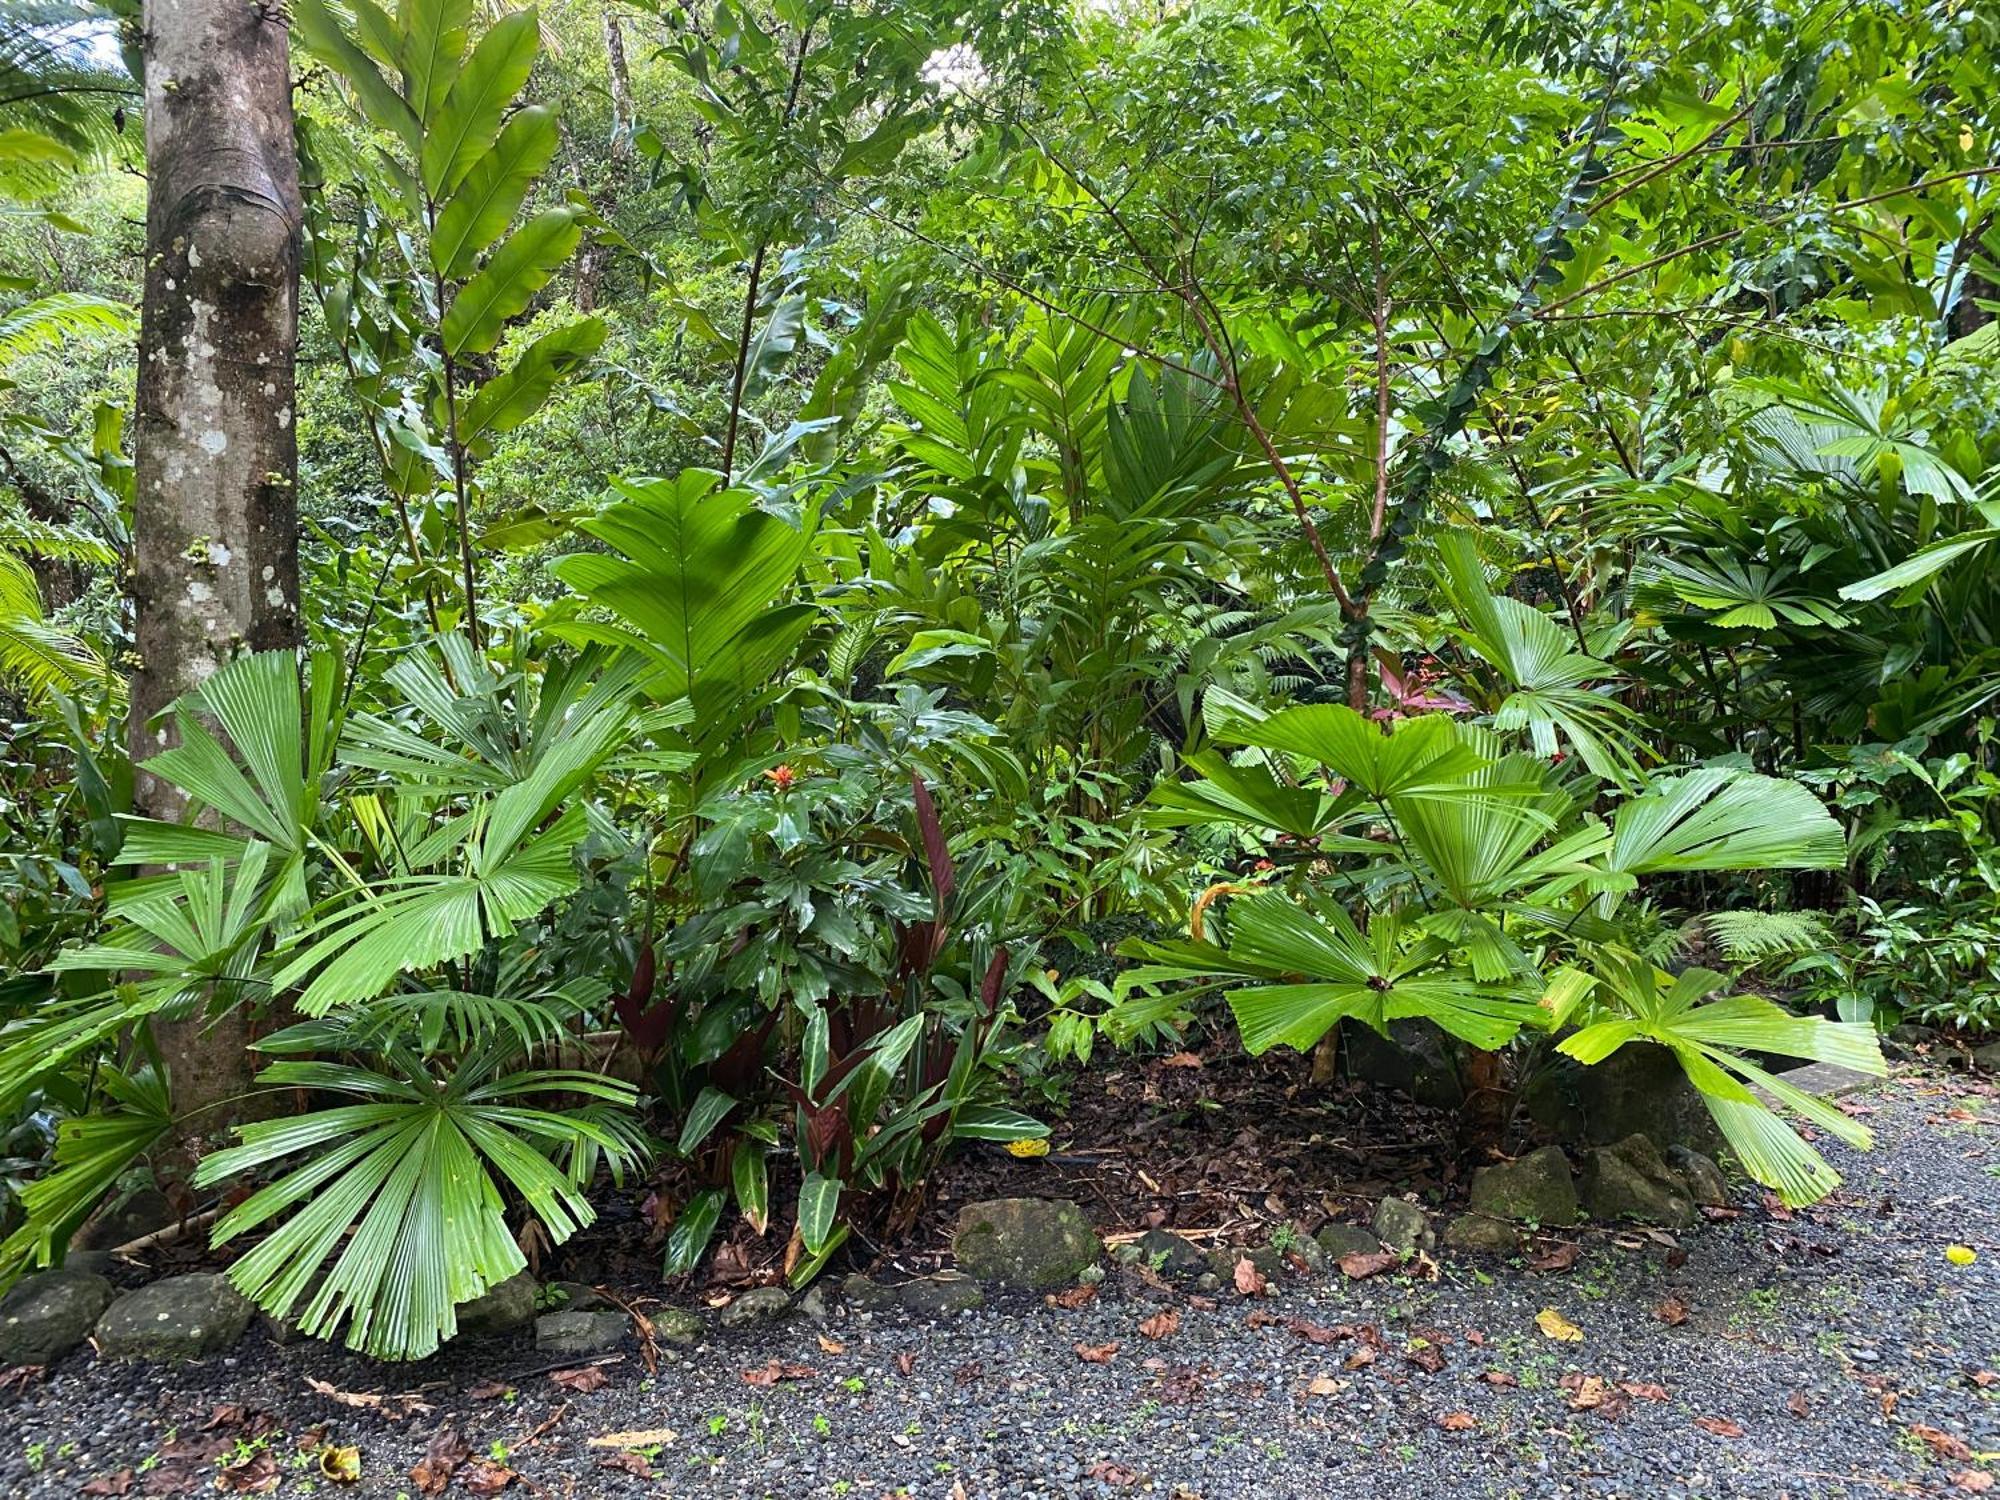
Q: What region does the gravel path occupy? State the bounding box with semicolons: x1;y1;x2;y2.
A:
6;1069;1999;1500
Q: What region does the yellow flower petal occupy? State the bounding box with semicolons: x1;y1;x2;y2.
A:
1947;1244;1978;1266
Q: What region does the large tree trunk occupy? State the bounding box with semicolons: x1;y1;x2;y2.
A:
131;0;302;1180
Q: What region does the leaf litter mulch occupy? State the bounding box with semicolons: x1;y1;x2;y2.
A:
7;1064;2000;1498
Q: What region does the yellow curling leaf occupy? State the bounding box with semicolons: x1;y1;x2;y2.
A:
1947;1244;1978;1266
1536;1307;1584;1342
1005;1138;1050;1159
319;1445;362;1483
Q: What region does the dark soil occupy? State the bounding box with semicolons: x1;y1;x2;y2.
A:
5;1063;1999;1498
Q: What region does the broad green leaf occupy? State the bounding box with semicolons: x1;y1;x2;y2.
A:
677;1086;737;1155
459;315;605;448
431;105;559;276
399;0;474;123
291;0;422;149
419;6;540;197
797;1172;840;1255
441;208;582;357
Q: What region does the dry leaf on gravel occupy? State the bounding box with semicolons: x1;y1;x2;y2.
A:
1286;1317;1349;1346
304;1378;431;1420
1787;1391;1810;1418
550;1365;611;1394
1075;1341;1121;1364
1653;1295;1689;1326
1913;1425;1976;1462
1694;1416;1744;1438
1139;1308;1180;1340
1160;1052;1204;1069
1480;1369;1518;1387
409;1428;470;1496
1087;1461;1142;1485
1618;1381;1668;1402
1337;1251;1399;1280
1233;1258;1267;1296
597;1452;654;1479
741;1361;816;1386
79;1472;133;1496
319;1445;362;1484
588;1428;677;1449
1528;1242;1580;1273
816;1334;846;1355
1344;1347;1377;1371
1304;1375;1343;1397
1535;1307;1584;1342
897;1351;919;1377
1437;1412;1477;1432
216;1453;281;1494
465;1380;513;1401
460;1459;515;1495
1951;1471;1995;1492
1046;1285;1098;1310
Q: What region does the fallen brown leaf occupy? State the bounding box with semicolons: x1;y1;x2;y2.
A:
1343;1347;1377;1371
1403;1341;1447;1374
79;1472;133;1497
1787;1391;1810;1418
597;1452;654;1479
1046;1284;1098;1310
1086;1461;1142;1486
1528;1242;1580;1273
1232;1258;1267;1297
1913;1425;1976;1463
1437;1411;1477;1432
587;1427;677;1449
1337;1251;1399;1280
896;1350;918;1377
1694;1416;1744;1438
1286;1317;1350;1346
550;1365;611;1394
1139;1308;1180;1340
1653;1295;1690;1326
816;1334;846;1355
1618;1381;1667;1401
740;1360;815;1387
1952;1471;1995;1493
1564;1375;1612;1411
215;1453;281;1494
1304;1374;1343;1397
465;1380;513;1401
1480;1369;1518;1387
1075;1341;1121;1364
409;1427;470;1496
1160;1052;1204;1069
460;1458;515;1496
1969;1370;2000;1389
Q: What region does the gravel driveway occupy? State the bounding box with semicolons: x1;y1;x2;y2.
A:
6;1069;1998;1499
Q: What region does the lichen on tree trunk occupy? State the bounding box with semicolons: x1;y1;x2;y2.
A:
130;0;303;1179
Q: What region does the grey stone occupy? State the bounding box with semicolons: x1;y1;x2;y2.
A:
1193;1272;1221;1293
951;1199;1098;1290
1371;1197;1432;1255
544;1280;612;1313
796;1285;835;1323
1132;1229;1206;1278
72;1188;174;1253
1581;1134;1697;1228
1314;1223;1383;1261
1522;1042;1723;1154
456;1270;538;1337
652;1307;704;1346
1468;1145;1579;1226
62;1250;113;1276
718;1286;793;1328
535;1309;628;1356
94;1273;254;1361
1342;1019;1463;1108
0;1268;115;1366
1279;1230;1327;1273
841;1274;897;1311
1974;1041;2000;1075
1888;1023;1938;1048
1442;1214;1523;1256
1667;1145;1731;1208
897;1277;985;1317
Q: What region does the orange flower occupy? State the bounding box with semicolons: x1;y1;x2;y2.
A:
763;764;797;791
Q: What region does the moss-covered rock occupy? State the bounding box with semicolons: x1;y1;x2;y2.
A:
952;1198;1099;1289
1468;1145;1580;1226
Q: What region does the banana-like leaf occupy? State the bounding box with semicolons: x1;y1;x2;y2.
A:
398;0;473;123
441;207;583;357
418;6;539;197
459;315;606;449
430;104;558;276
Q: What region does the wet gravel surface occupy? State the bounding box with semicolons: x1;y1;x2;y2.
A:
6;1070;2000;1499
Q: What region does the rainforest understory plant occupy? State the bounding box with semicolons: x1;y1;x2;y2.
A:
0;0;1992;1363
